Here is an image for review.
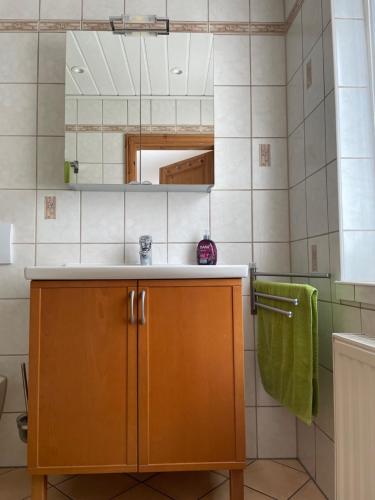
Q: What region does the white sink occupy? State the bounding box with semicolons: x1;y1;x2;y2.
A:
24;264;249;281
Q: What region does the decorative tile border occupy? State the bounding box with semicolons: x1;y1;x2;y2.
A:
286;0;304;30
209;22;250;34
171;22;209;33
0;3;307;35
39;21;81;32
0;19;293;35
0;21;38;31
66;124;214;134
250;22;285;35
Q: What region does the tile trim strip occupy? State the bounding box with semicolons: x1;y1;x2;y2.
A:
0;2;306;35
66;124;214;134
286;0;304;30
0;20;288;35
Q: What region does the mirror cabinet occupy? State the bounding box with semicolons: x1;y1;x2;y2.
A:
65;31;214;191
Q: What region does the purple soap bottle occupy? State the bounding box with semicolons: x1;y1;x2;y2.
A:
197;230;217;265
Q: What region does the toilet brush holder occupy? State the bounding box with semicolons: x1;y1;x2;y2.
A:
16;363;28;443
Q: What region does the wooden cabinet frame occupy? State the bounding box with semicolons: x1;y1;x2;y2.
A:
125;134;214;183
28;279;245;500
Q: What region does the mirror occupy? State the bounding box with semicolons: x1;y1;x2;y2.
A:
64;31;214;188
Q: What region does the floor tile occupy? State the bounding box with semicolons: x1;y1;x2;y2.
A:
128;472;157;482
200;481;274;499
48;475;74;486
0;468;31;500
0;468;14;475
272;459;306;473
25;487;71;500
115;483;172;499
244;461;308;499
290;480;326;499
146;471;226;500
56;473;138;500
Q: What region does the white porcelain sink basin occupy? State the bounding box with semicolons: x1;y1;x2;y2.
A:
24;264;249;281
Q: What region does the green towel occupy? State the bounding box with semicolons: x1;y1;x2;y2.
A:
254;280;318;425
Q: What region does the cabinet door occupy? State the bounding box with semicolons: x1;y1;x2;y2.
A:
28;281;138;474
138;279;245;471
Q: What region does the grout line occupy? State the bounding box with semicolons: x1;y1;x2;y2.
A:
197;476;227;499
287;477;313;499
244;484;276;499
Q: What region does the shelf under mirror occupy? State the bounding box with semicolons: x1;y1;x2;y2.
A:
67;183;213;193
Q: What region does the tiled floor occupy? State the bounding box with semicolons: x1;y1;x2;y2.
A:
0;460;327;500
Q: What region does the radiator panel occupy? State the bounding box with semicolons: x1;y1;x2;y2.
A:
334;339;375;500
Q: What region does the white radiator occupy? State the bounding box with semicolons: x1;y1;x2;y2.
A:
334;334;375;500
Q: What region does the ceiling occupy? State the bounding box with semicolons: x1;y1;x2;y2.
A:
66;31;214;98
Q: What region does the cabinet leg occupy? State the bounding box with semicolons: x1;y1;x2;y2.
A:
230;470;244;500
31;475;47;500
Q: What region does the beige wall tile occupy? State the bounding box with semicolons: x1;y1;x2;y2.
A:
168;0;208;21
214;35;250;86
252;86;286;138
253;190;289;242
0;34;38;83
0;190;36;243
0;137;36;189
82;0;124;20
36;243;80;265
38;84;65;136
250;0;284;22
251;36;286;86
40;0;82;19
82;244;125;265
302;0;323;58
0;0;39;19
297;420;316;477
168;192;209;242
286;12;303;83
209;0;249;22
126;0;166;17
257;407;297;458
211;191;252;242
245;407;257;458
125;192;167;243
0;244;35;299
0;84;37;135
81;191;124;243
252;139;288;189
37;137;65;189
0;299;29;355
39;34;66;84
37;190;81;243
214;138;251;189
244;350;256;406
315;429;335;499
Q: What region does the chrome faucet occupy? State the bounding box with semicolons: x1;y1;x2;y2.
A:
139;235;152;266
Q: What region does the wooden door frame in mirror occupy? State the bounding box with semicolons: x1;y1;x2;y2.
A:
125;134;214;183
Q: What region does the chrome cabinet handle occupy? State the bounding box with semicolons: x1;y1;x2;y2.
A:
129;290;135;324
141;289;146;325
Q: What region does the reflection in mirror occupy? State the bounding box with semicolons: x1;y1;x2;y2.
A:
127;134;214;185
64;31;214;187
138;33;214;185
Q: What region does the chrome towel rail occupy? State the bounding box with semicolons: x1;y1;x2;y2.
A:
255;291;299;306
255;302;294;319
250;264;331;318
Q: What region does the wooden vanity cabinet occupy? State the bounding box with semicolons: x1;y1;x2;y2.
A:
28;280;138;474
138;279;245;471
28;278;245;499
